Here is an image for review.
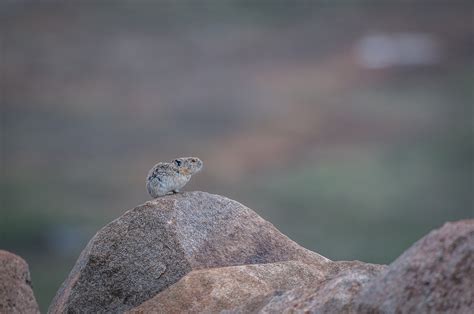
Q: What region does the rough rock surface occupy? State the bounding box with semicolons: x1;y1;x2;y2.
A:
355;220;474;313
49;191;329;313
239;220;474;313
128;261;329;313
0;250;40;314
133;260;386;314
49;190;472;314
258;262;385;313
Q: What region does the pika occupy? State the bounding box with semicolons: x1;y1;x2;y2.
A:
146;157;203;198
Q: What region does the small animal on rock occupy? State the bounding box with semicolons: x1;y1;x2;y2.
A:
146;157;203;198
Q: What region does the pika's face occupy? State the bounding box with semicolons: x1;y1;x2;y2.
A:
173;157;203;175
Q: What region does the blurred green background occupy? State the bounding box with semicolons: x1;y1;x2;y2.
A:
1;1;473;311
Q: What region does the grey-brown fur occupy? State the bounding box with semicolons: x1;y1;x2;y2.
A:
146;157;203;198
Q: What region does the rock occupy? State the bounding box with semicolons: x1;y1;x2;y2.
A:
49;191;329;313
128;261;328;313
243;220;473;313
258;262;386;313
0;250;40;314
128;260;385;313
355;220;474;313
51;190;471;313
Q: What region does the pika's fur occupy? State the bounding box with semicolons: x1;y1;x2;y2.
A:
146;157;203;198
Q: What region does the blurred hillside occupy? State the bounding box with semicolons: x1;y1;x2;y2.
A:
1;1;473;311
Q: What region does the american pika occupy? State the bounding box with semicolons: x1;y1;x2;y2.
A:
146;157;203;198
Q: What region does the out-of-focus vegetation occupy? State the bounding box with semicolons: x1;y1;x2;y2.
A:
1;1;473;311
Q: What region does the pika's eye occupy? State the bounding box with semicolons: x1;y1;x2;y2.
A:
175;160;182;166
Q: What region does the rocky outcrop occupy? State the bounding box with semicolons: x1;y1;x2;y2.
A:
229;220;474;313
128;261;327;313
256;262;385;313
0;250;40;314
49;191;329;313
49;191;473;313
355;220;474;313
129;260;385;314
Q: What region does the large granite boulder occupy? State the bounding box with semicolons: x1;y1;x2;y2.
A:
0;250;40;314
49;190;472;314
128;260;384;314
236;220;473;313
49;191;329;313
257;262;385;313
128;261;328;313
355;220;474;313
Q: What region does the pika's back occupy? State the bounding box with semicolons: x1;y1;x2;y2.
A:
146;162;176;181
